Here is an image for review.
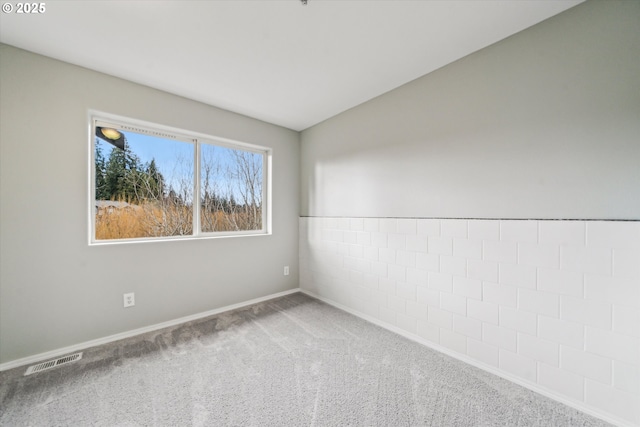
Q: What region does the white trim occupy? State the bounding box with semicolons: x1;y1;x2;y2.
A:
3;286;631;426
88;110;270;245
91;111;267;152
262;146;271;235
0;288;300;372
299;289;634;427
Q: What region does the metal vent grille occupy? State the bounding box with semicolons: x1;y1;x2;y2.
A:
24;352;83;376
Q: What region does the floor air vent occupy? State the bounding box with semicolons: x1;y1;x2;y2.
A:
24;352;83;376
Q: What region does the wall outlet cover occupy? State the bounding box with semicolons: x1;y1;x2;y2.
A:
123;292;135;308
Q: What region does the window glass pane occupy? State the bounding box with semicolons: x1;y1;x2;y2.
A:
94;127;195;240
200;144;263;232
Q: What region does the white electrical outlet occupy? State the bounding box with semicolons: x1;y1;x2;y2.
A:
123;292;135;308
284;266;289;276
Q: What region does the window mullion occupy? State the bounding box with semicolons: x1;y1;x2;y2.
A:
90;112;269;244
193;139;201;237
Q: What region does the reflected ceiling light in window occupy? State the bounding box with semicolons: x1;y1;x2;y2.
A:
95;126;125;150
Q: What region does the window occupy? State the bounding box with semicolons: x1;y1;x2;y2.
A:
90;113;270;244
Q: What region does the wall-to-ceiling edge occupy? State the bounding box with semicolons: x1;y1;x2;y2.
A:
299;1;640;426
300;0;640;221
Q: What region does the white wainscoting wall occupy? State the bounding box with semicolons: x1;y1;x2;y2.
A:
299;217;639;426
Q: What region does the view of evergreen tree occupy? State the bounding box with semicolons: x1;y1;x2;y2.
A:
95;138;167;204
94;129;264;240
145;159;165;200
95;144;108;200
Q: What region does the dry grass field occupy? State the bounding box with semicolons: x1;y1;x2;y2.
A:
95;202;261;240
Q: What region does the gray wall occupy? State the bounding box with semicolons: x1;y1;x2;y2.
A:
0;45;300;364
301;0;640;220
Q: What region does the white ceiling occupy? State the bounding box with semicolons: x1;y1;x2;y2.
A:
0;0;583;131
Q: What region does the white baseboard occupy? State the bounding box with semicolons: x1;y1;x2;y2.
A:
2;286;631;426
0;288;300;373
299;289;633;427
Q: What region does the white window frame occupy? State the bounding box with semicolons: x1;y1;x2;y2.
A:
88;111;272;245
